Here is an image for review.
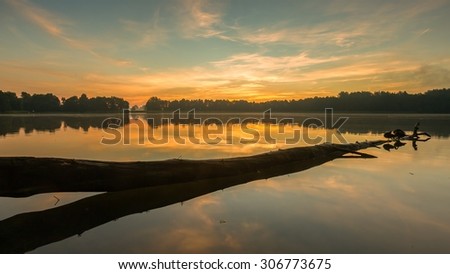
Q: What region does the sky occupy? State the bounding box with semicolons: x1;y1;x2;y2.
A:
0;0;449;106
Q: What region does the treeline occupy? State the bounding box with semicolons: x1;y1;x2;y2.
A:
0;91;129;113
145;89;450;113
2;88;449;113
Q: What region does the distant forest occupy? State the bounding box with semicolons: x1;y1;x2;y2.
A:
0;91;129;113
1;88;449;113
146;89;450;113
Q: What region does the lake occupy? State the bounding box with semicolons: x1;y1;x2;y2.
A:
0;113;450;253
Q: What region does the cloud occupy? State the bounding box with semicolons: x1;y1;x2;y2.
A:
177;0;226;38
73;49;431;105
222;16;396;52
71;51;343;103
120;8;168;47
189;0;221;28
212;52;341;72
416;28;431;38
229;0;447;49
2;50;441;106
7;0;132;67
7;0;66;36
3;0;448;105
413;65;450;87
397;0;448;18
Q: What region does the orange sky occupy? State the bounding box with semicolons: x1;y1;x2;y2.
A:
1;0;449;106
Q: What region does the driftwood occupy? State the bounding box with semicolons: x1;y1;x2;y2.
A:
0;140;385;253
382;123;431;151
0;141;385;198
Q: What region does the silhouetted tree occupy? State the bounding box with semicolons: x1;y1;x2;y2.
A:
61;96;79;112
0;91;20;112
145;97;167;111
21;92;32;111
78;94;89;112
144;89;450;113
29;93;61;112
1;88;449;113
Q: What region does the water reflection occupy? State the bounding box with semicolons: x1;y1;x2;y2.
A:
0;150;374;253
0;114;128;136
1;114;450;138
0;115;61;136
0;114;449;254
383;139;431;151
141;113;450;139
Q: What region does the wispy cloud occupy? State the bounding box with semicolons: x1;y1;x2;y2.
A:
78;51;422;103
230;20;379;50
189;0;221;28
416;28;431;38
177;0;225;38
11;48;434;106
121;8;168;47
6;0;65;36
413;65;450;87
2;0;448;104
230;0;447;49
7;0;132;67
211;52;341;75
396;0;447;18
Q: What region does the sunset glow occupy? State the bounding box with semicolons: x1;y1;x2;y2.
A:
1;0;449;105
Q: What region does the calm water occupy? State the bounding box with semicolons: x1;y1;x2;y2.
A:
0;113;450;253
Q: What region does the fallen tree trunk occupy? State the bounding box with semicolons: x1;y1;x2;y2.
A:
0;140;384;253
0;141;386;197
